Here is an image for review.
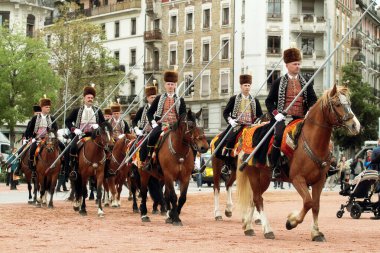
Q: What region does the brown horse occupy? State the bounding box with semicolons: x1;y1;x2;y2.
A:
236;84;360;241
35;130;61;208
73;122;113;217
19;148;37;204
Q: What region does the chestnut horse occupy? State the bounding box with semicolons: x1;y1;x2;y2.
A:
236;85;360;241
19;148;37;204
35;130;61;208
73;122;113;217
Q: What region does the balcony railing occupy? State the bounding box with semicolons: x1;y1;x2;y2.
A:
267;48;281;54
144;29;162;41
291;14;326;23
144;62;162;72
71;0;141;18
267;12;282;20
146;0;153;11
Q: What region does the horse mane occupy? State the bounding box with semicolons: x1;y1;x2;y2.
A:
320;85;350;105
171;113;186;131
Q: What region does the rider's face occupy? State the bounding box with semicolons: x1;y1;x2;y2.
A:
165;82;176;93
241;83;251;96
286;61;301;75
147;95;156;104
104;114;112;120
41;106;50;115
84;95;94;106
113;112;120;120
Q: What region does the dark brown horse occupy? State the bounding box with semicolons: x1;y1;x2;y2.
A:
35;130;61;208
19;148;37;204
236;85;360;241
73;122;113;217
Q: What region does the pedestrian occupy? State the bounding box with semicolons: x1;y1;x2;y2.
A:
364;150;372;169
194;153;202;191
350;157;364;179
8;148;19;190
337;156;348;190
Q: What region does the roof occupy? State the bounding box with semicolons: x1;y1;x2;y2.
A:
0;132;10;144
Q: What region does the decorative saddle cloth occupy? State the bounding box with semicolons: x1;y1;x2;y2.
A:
210;129;244;158
241;119;304;165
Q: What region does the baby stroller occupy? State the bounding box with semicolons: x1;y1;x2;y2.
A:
336;169;380;219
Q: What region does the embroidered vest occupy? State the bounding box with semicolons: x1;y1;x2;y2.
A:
284;78;304;117
232;94;256;123
75;106;100;133
138;105;151;131
155;94;180;120
277;74;308;114
161;97;177;125
33;115;52;138
110;118;125;139
238;98;252;124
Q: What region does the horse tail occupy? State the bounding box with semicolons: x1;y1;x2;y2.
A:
236;153;252;213
148;176;162;204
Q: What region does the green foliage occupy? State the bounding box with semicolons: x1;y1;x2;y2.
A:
333;62;380;149
0;27;60;146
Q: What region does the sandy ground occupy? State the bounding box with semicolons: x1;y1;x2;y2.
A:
0;183;379;253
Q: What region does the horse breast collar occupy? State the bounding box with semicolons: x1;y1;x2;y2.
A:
301;132;331;169
168;133;190;163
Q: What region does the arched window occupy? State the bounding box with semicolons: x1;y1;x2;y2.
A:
26;14;35;37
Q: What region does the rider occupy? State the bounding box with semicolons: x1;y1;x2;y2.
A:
65;85;105;180
109;103;130;140
25;97;61;178
265;47;317;177
104;108;112;121
140;71;186;170
218;74;263;169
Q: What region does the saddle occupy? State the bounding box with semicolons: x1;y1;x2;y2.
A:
241;119;304;166
34;140;46;163
211;129;245;158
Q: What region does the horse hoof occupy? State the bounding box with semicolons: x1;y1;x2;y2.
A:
141;216;151;222
165;218;173;224
244;229;255;236
79;210;87;216
255;219;262;225
215;216;223;221
152;210;159;214
35;203;42;208
133;209;139;213
128;196;133;201
286;220;294;230
98;213;104;218
73;206;79;212
264;232;275;239
48;205;54;209
160;211;167;216
225;210;232;218
28;200;35;205
312;233;326;242
111;205;118;208
104;203;109;207
172;221;183;226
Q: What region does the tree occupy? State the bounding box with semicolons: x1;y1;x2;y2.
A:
0;27;60;148
333;62;380;149
45;3;123;121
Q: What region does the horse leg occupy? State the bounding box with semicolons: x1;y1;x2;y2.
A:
97;173;105;217
139;173;150;222
225;169;236;218
27;181;33;203
213;159;223;221
159;183;167;216
48;170;59;209
286;176;313;231
130;183;139;213
177;180;190;216
242;204;255;236
108;176;118;208
310;180;326;242
165;180;180;226
79;176;88;216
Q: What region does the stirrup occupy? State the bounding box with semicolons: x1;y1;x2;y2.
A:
272;166;281;179
69;171;78;181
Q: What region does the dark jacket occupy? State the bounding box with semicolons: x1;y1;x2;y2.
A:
132;106;145;129
265;73;318;116
25;115;58;139
65;106;105;131
109;118;130;134
147;94;186;123
223;95;263;123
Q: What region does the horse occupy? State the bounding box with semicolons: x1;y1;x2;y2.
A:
35;130;61;208
73;122;113;217
236;84;360;241
19;148;37;204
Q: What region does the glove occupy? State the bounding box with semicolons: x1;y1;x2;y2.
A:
74;128;82;135
91;124;99;129
151;120;158;129
274;113;285;122
118;134;125;139
228;117;238;128
22;139;28;145
31;138;36;143
134;127;143;136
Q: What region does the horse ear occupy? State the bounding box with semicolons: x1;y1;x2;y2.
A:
187;109;192;118
330;83;337;97
195;108;202;119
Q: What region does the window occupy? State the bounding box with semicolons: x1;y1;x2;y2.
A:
302;0;315;13
201;74;210;96
114;51;120;63
104;0;108;5
26;14;35;38
186;12;193;31
202;107;209;130
130;80;136;95
267;36;281;54
154;19;160;30
185;41;193;64
170;15;177;34
301;38;314;56
203;9;210;29
221;38;229;60
131;18;136;35
220;71;229;94
267;70;281;91
268;0;281;17
221;106;227;128
184;74;193;97
115;21;120;38
169;44;177;66
241;34;245;58
222;6;229;25
202;41;210;62
0;11;10;28
46;35;51;48
130;49;136;66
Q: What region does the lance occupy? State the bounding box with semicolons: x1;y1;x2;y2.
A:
47;55;144;170
115;36;234;172
238;0;376;171
200;32;303;172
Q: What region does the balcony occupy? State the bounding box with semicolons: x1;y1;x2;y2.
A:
144;29;162;42
267;47;281;56
351;38;363;48
290;13;326;33
146;0;153;11
144;62;162;73
267;12;282;21
301;50;325;69
71;0;141;18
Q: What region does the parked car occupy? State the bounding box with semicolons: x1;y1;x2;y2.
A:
192;153;214;186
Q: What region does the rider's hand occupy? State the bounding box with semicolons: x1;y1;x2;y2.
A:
274;113;285;122
31;138;36;143
151;120;158;129
118;134;125;139
134;127;143;136
74;128;82;136
91;124;99;129
228;117;238;128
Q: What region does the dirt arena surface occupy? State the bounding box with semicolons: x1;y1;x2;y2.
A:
0;183;379;253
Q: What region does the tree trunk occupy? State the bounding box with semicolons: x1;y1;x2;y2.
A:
9;125;15;149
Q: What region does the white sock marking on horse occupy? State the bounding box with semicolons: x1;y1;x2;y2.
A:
226;188;233;213
98;208;104;216
214;190;222;217
259;211;273;234
243;205;254;231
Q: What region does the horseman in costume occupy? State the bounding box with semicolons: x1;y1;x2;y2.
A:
65;85;105;180
25;98;63;178
109;103;130;140
140;71;186;170
217;74;263;169
104;108;112;121
265;47;317;177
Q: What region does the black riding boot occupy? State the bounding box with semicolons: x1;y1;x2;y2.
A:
271;146;281;178
142;145;154;172
29;159;36;179
14;163;22;176
69;155;78;180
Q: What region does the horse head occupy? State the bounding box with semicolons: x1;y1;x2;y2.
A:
189;109;209;154
323;84;361;135
44;129;58;153
92;122;114;149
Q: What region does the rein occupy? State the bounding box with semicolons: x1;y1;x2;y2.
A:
82;141;106;169
168;119;195;163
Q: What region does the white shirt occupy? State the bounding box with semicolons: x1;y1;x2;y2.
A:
81;106;96;124
287;73;298;80
40;114;48;127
